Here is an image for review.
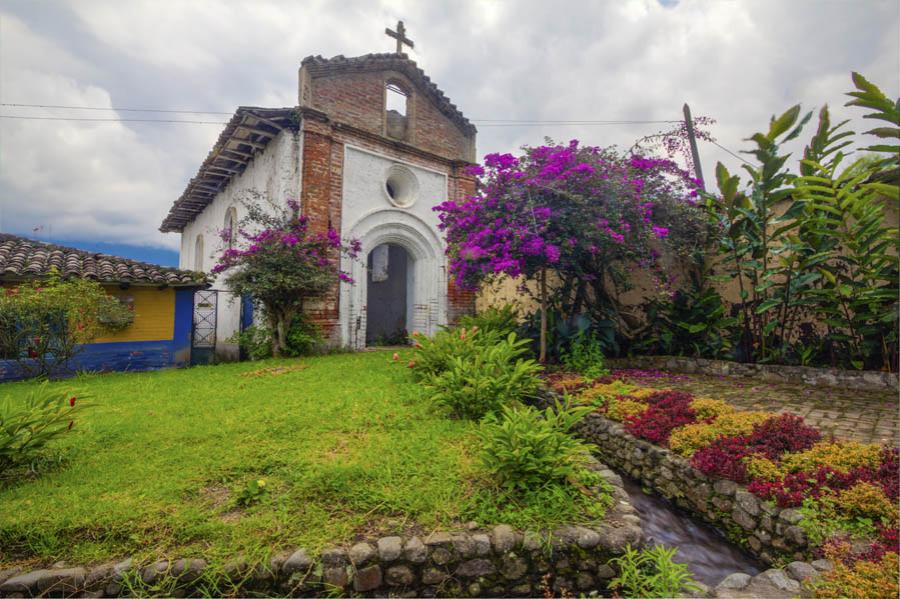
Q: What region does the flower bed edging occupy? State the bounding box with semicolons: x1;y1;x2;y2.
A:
609;356;898;391
0;465;642;598
570;412;808;566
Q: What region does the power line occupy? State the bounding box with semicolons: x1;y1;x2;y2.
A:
2;102;682;125
0;114;682;128
707;139;753;166
474;119;680;124
1;102;233;115
477;121;680;127
0;115;230;125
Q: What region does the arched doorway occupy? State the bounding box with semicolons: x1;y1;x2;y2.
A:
340;210;447;349
366;243;410;345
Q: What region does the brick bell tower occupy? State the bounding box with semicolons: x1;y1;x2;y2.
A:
295;27;478;347
162;24;478;354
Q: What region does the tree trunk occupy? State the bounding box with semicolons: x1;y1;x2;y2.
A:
539;268;548;364
274;316;286;358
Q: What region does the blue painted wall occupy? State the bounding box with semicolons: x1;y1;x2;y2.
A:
173;288;194;367
0;286;202;382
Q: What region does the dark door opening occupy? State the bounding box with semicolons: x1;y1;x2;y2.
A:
366;243;409;345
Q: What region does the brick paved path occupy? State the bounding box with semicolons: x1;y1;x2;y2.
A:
616;371;899;446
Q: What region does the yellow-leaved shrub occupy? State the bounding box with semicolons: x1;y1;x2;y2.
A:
744;455;783;481
812;547;898;599
606;399;649;422
836;481;899;523
780;441;882;474
689;397;735;420
668;411;770;457
578;381;633;405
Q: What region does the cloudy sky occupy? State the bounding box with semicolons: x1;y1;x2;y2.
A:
1;0;897;265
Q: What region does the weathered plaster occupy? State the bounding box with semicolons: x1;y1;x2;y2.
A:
179;130;302;357
339;145;449;348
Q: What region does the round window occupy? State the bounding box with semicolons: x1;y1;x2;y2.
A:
383;164;419;208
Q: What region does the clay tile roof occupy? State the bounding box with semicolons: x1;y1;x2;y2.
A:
301;53;477;137
159;106;297;233
0;234;207;287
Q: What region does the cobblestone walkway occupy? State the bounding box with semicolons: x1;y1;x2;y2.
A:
614;370;899;446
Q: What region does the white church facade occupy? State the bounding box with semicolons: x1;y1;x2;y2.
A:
160;49;478;358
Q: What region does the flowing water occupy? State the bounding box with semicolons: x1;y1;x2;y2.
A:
621;476;763;587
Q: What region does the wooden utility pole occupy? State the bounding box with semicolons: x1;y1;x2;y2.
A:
683;103;705;191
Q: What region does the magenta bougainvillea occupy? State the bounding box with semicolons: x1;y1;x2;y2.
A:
436;141;706;293
213;197;360;356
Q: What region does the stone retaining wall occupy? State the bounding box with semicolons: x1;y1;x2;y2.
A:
0;464;642;598
610;355;898;391
569;412;809;567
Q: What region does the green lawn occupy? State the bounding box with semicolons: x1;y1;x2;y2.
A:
0;351;480;568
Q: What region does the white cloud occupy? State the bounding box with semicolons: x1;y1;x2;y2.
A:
0;0;897;251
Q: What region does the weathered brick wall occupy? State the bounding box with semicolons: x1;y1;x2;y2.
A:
297;56;479;344
300;115;478;339
299;120;344;341
446;168;478;323
305;70;474;162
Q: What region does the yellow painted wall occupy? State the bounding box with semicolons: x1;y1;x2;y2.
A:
94;286;175;343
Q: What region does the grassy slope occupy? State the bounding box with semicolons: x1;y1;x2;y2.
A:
0;351;477;567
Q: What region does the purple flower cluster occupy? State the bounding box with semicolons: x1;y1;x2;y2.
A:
211;208;360;284
435;140;704;290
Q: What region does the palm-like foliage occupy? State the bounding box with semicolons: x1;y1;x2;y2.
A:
709;73;898;369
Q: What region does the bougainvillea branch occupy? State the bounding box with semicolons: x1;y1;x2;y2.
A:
435;140;709;358
212;194;360;356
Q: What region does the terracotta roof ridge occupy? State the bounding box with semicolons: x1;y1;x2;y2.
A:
0;233;207;286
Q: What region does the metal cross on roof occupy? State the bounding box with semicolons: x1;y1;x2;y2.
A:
385;20;414;54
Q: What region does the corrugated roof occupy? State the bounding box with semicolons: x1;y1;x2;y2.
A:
0;234;207;286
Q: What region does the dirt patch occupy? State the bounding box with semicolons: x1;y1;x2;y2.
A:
240;364;309;378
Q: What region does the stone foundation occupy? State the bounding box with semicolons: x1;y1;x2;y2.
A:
0;463;642;598
610;355;898;391
569;412;809;566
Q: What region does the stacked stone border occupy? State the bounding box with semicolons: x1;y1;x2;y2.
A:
563;410;811;567
0;462;642;598
610;355;898;391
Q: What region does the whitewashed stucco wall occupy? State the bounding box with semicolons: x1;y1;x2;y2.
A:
338;145;449;347
178;129;302;357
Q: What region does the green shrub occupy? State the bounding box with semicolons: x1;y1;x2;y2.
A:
284;314;321;357
609;544;703;598
560;332;609;381
235;478;268;507
231;325;273;361
457;305;520;337
463;473;611;532
424;333;541;419
0;273;135;378
410;326;505;382
1;383;87;474
476;400;593;493
231;315;322;361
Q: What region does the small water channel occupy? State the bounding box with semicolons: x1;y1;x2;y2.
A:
621;476;763;587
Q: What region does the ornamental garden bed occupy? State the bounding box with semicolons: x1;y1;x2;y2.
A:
0;351;635;597
538;373;900;597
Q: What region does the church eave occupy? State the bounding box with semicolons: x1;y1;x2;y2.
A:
159;107;298;233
